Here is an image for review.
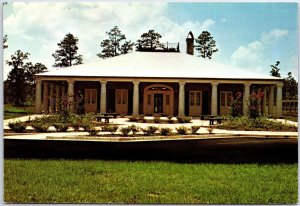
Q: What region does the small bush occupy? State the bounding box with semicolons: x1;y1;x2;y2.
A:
142;126;158;136
176;115;184;123
8;121;27;133
167;115;173;123
138;115;146;123
191;125;201;134
120;127;132;136
53;123;70;132
32;122;50;132
176;126;189;135
84;123;99;136
183;116;192;123
129;125;140;135
153;114;161;123
128;115;138;122
159;127;172;136
101;125;119;134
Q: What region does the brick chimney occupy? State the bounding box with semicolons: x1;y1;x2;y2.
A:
186;31;194;55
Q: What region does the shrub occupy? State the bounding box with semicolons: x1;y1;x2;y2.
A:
128;115;138;122
142;126;159;136
153;114;161;123
167;115;173;123
159;127;172;136
120;126;132;136
53;123;70;132
32;122;50;132
106;125;119;134
138;115;146;123
183;116;192;123
176;115;184;123
84;123;99;136
129;125;140;135
191;125;201;134
229;92;243;117
176;126;189;135
8;121;27;133
248;90;264;119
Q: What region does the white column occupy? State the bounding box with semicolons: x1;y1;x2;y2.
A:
211;82;218;116
243;83;251;116
276;83;283;117
262;87;267;115
133;80;139;115
55;84;60;113
35;79;42;113
43;81;49;113
178;81;185;116
67;79;75;112
100;81;107;114
268;85;274;116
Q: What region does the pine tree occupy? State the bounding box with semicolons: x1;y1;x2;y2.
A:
6;50;30;105
136;30;164;51
195;31;218;59
270;61;281;77
97;26;133;58
3;34;8;49
6;50;47;105
283;72;298;99
52;33;83;67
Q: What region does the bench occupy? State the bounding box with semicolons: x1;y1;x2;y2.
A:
95;113;117;123
209;117;223;125
200;115;217;120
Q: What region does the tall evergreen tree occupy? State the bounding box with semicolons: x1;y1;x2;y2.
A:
195;31;218;59
5;50;47;105
136;30;164;51
52;33;83;67
97;26;133;59
283;72;298;99
6;50;30;105
270;61;281;77
3;34;8;49
121;40;134;54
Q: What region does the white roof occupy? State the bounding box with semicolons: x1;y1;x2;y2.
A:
37;52;281;80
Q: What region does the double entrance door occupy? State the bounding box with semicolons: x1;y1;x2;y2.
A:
189;91;202;116
154;94;163;113
115;89;128;115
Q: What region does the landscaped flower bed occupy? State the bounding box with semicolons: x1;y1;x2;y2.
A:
128;114;192;124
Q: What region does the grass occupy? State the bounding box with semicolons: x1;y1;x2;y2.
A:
4;159;297;204
4;104;35;120
217;116;298;132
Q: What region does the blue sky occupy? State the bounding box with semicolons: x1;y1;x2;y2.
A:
3;2;298;80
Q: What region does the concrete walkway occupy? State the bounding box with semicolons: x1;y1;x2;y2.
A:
3;115;298;141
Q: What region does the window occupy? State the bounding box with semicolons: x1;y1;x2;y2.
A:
196;92;201;106
190;92;195;106
123;91;127;104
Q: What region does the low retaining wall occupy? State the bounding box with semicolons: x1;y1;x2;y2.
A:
4;137;297;163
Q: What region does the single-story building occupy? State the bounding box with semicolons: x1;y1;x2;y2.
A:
35;32;284;117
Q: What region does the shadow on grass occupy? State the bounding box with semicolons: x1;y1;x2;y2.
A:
4;137;297;164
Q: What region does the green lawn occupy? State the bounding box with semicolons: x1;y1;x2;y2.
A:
4;104;35;120
4;159;297;204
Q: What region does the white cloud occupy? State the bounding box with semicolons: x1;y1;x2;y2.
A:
230;28;289;71
260;29;288;44
3;2;216;79
230;41;264;67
